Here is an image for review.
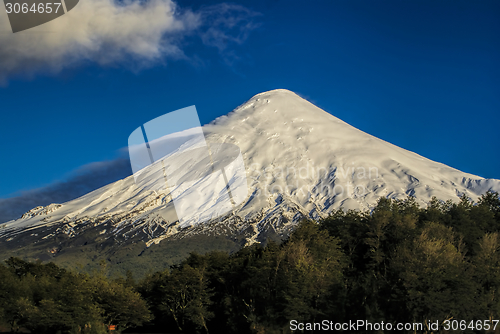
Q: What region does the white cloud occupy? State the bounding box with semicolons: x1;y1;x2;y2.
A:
0;0;260;83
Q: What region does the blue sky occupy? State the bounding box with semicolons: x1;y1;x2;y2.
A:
0;0;498;211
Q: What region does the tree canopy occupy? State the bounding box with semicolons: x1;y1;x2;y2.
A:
1;191;499;333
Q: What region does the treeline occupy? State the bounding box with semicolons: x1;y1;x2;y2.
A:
1;191;500;333
0;258;151;333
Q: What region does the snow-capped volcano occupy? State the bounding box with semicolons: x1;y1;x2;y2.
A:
1;89;499;248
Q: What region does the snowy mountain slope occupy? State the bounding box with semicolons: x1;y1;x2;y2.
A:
1;89;499;248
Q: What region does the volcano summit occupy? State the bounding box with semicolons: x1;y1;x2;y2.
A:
1;89;498;274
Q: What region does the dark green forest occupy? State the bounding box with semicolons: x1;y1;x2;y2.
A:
1;191;500;334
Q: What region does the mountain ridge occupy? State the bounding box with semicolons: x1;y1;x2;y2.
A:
0;89;498;273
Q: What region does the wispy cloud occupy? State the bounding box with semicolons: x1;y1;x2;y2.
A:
0;158;132;223
0;0;261;83
199;3;262;66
